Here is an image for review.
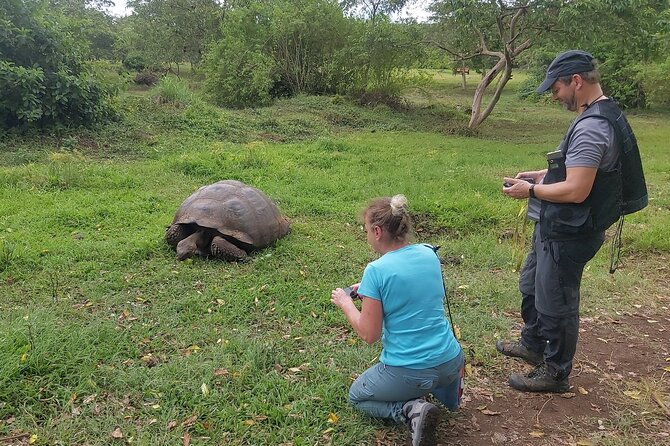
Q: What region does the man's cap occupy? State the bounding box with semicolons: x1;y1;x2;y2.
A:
536;50;595;93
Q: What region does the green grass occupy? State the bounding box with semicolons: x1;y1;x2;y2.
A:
0;71;668;445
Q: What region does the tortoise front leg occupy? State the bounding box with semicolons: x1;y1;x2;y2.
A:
211;236;247;261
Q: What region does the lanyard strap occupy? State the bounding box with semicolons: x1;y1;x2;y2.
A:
424;244;457;338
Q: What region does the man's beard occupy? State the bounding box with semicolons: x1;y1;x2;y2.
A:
561;92;578;112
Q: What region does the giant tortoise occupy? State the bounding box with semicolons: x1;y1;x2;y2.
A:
165;180;290;261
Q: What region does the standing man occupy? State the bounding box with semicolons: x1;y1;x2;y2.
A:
497;50;647;392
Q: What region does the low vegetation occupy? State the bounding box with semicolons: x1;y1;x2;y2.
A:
0;72;668;445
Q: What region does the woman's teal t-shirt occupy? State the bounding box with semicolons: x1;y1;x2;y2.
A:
357;244;461;369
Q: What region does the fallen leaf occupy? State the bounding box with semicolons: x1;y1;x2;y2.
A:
559;392;576;399
243;419;256;426
167;420;177;430
29;434;38;444
327;412;338;424
201;383;210;396
111;427;124;439
182;415;197;427
624;390;641;400
578;387;589;395
663;366;670;372
322;427;334;434
576;440;595;446
214;368;229;376
481;409;501;416
183;345;201;356
529;431;545;438
465;363;473;376
182;432;191;446
596;337;609;343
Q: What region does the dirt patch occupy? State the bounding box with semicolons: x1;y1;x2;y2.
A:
375;312;670;445
446;313;670;445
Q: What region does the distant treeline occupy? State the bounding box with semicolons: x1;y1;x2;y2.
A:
1;0;669;129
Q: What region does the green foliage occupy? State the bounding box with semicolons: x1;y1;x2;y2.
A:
49;0;118;60
151;75;196;106
548;0;668;108
204;0;423;108
122;0;224;68
599;58;647;109
204;25;276;107
0;0;117;129
0;238;15;272
205;0;348;107
344;19;424;99
635;57;670;108
0;71;668;444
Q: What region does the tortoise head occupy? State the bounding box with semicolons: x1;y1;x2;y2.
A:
176;236;197;260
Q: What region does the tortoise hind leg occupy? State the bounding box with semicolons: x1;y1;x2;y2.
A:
211;236;247;261
165;224;191;247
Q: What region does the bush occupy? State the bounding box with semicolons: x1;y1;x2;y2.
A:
151;75;195;106
0;0;117;129
636;57;670;108
205;38;275;108
203;0;421;108
134;70;160;86
599;59;646;109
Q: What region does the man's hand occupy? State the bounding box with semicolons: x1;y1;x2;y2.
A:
503;178;534;199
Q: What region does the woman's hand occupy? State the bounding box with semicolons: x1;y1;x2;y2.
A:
331;288;354;309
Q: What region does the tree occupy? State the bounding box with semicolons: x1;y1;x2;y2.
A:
340;0;409;21
0;0;117;129
428;0;668;127
204;0;355;107
550;0;668;108
428;0;562;129
49;0;119;60
124;0;224;70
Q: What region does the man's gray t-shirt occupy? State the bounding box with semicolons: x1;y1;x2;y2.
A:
527;116;619;221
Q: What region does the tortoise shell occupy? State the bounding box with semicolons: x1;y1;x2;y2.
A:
170;180;290;249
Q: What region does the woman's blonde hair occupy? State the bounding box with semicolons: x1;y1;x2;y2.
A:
363;194;413;242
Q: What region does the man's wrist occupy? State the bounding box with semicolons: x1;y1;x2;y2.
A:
529;184;536;199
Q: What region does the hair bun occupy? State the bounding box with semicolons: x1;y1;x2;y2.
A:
390;194;408;216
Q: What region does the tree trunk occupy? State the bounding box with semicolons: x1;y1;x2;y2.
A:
467;39;532;129
460;60;466;89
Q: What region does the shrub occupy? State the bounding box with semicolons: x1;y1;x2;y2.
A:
134;70;160;86
0;0;117;129
151;75;195;106
636;57;670;107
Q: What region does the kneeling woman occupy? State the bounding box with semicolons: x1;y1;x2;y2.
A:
331;195;464;446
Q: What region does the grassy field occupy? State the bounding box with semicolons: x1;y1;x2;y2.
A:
0;70;668;445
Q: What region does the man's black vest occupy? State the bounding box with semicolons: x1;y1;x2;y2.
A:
540;98;648;241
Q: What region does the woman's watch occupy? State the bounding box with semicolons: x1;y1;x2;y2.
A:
529;184;536;199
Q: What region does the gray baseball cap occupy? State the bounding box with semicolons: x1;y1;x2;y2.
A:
537;50;595;93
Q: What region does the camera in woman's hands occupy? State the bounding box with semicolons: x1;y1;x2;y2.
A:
343;286;361;300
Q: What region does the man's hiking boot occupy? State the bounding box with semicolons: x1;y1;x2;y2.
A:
495;340;543;366
509;363;570;393
402;398;439;446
